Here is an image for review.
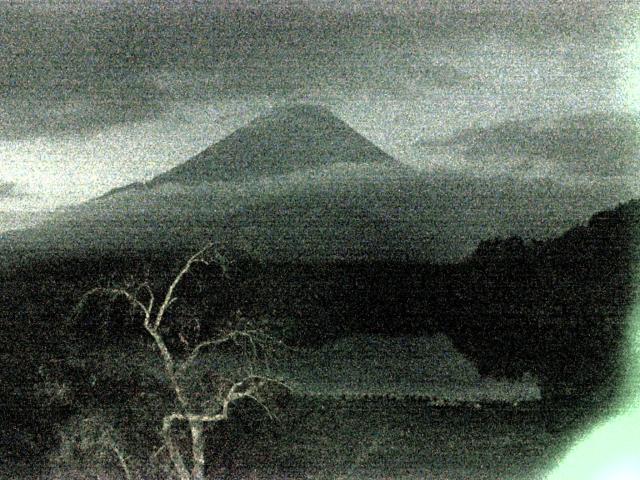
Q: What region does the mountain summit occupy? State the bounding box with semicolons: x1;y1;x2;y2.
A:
148;103;395;185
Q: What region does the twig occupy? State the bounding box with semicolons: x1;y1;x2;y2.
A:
155;242;213;331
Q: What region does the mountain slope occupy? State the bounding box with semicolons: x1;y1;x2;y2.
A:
0;104;414;265
147;103;396;185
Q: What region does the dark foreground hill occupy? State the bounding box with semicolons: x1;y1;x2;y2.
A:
2;199;638;396
0;198;638;474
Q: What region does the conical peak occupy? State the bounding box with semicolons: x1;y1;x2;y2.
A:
266;103;336;119
147;102;397;185
246;103;345;129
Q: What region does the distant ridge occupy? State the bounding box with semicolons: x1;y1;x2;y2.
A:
97;181;145;199
146;103;397;186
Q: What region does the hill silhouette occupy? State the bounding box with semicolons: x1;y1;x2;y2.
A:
147;103;396;186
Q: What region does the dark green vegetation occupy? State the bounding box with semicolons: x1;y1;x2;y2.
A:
0;387;604;479
1;198;638;477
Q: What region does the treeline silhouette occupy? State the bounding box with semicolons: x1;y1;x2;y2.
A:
2;200;639;413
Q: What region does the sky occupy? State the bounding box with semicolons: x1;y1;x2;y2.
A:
0;0;639;228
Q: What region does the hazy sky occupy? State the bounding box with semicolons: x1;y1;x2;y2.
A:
0;0;638;219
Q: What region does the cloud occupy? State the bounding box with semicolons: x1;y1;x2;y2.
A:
417;112;640;178
0;77;163;141
0;2;628;141
0;5;476;140
0;6;167;139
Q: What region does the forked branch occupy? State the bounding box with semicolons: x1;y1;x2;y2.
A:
154;242;214;331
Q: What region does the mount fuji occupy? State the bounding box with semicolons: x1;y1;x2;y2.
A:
0;104;630;267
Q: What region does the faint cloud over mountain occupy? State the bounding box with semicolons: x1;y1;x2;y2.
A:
417;112;640;178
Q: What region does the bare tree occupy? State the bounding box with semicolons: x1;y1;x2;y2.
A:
76;243;288;480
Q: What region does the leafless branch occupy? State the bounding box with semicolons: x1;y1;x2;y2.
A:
155;242;213;331
135;281;155;311
177;328;281;376
76;286;153;325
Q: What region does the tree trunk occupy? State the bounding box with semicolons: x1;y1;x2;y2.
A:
163;415;191;480
190;419;205;480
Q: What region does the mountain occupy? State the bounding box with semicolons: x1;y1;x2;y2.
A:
101;103;397;198
150;104;396;184
0;104;415;265
0;103;635;268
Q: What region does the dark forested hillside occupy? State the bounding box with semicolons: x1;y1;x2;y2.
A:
1;199;639;439
455;199;640;397
0;199;638;469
